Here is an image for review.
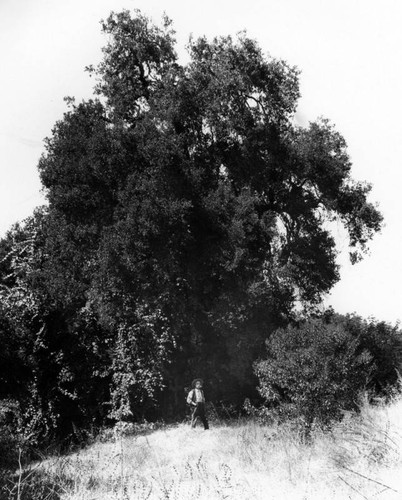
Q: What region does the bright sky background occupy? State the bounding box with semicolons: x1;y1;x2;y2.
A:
1;0;402;323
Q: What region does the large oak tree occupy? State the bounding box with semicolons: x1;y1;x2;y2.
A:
1;9;382;431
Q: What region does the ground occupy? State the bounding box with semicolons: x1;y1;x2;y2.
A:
13;397;402;500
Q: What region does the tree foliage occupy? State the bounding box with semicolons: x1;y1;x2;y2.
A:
0;9;384;437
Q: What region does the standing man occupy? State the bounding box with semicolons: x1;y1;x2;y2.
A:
187;378;209;430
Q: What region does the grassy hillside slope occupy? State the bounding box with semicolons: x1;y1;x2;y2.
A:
14;398;402;500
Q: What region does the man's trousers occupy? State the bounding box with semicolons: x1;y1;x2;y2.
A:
191;402;209;429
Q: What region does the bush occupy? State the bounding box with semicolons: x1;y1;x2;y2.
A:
0;400;21;496
254;319;374;430
0;400;21;469
342;315;402;397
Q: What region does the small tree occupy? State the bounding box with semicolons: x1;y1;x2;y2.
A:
254;319;373;430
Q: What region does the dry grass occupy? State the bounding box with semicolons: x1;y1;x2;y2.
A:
20;397;402;500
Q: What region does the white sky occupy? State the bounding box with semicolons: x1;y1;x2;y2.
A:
1;0;402;323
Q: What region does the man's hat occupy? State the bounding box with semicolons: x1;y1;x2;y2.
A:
192;378;203;388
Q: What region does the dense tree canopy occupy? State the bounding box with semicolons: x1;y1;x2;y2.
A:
0;10;383;437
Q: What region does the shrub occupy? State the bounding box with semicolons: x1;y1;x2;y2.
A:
342;315;402;397
254;319;373;430
0;400;21;469
0;400;21;495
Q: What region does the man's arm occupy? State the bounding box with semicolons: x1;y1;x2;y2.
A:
187;390;197;406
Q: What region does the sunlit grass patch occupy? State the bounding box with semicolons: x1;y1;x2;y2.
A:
8;396;401;500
